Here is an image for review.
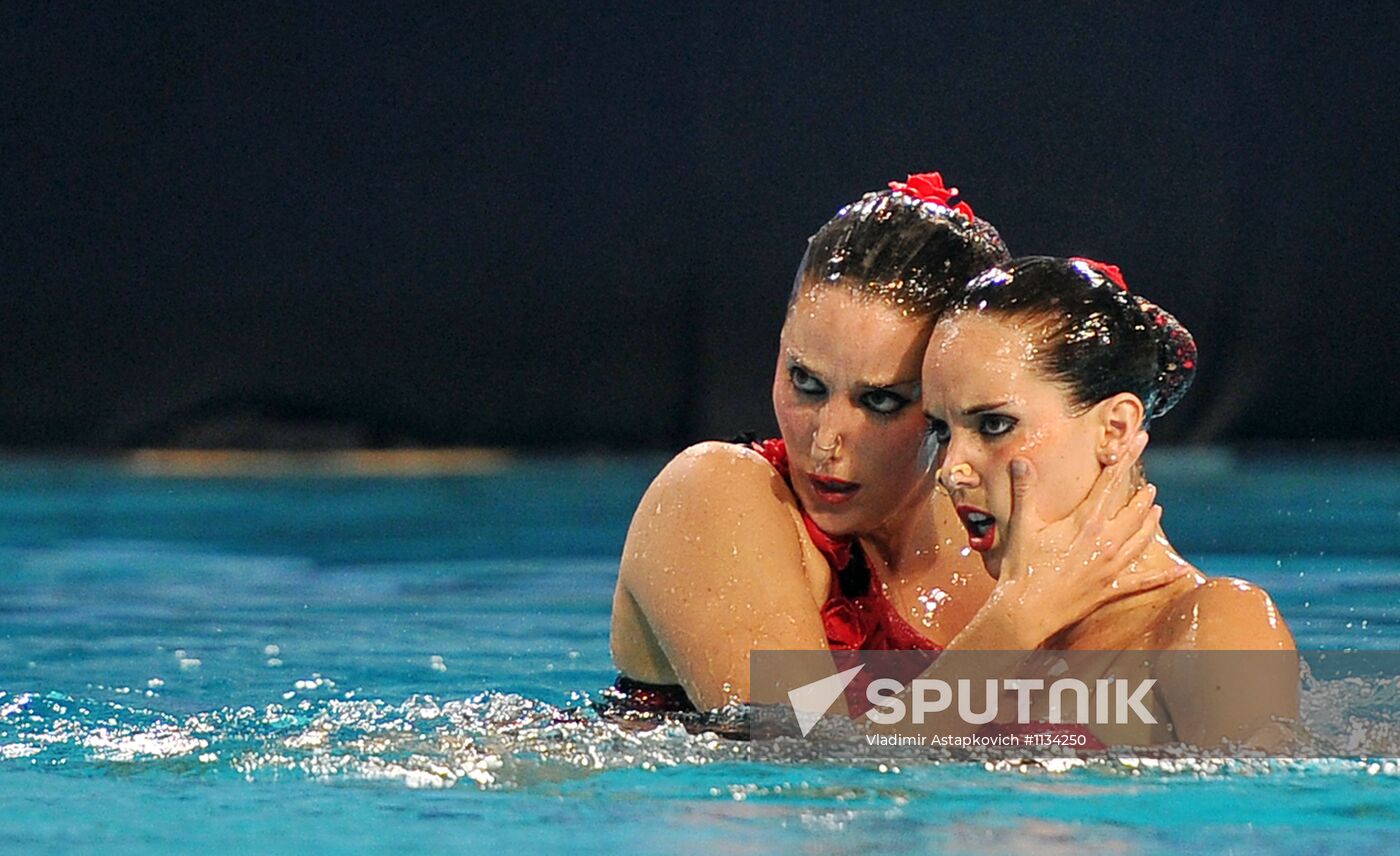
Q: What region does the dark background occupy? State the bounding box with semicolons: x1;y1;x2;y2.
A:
6;4;1397;452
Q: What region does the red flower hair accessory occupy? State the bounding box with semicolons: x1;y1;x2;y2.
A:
1070;257;1129;291
888;172;977;222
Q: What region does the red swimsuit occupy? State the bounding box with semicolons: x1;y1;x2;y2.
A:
746;437;941;654
605;438;940;716
605;439;1110;749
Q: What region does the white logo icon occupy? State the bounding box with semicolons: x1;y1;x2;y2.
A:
787;664;864;736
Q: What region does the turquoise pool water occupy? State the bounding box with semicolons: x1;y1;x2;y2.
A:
2;451;1398;853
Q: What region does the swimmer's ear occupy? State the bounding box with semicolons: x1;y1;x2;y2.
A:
1093;393;1146;467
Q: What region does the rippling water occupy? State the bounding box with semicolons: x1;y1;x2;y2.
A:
1;452;1397;853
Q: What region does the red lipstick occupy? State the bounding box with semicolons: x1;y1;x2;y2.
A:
807;473;861;505
956;504;997;552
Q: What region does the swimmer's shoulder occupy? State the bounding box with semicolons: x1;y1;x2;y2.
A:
644;441;797;510
1158;574;1296;651
623;440;805;559
620;441;826;597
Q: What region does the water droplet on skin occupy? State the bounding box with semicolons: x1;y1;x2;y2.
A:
915;587;951;628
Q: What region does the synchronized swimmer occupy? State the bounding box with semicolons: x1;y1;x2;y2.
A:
612;175;1182;702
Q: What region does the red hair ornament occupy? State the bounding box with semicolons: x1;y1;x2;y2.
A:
1070;257;1129;291
888;172;977;222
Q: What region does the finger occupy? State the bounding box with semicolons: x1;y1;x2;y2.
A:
1101;503;1162;571
1124;430;1149;489
1126;429;1149;465
1078;430;1152;527
1099;483;1158;551
1006;457;1038;534
1072;454;1134;532
1108;558;1190;601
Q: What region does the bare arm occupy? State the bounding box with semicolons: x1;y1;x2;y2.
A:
610;443;835;709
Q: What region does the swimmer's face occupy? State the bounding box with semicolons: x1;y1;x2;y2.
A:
772;282;936;537
921;311;1103;577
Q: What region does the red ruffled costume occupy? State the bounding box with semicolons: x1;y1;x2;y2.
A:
607;438;940;716
746;437;940;653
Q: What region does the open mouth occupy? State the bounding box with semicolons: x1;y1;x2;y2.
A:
807;474;861;505
956;505;997;552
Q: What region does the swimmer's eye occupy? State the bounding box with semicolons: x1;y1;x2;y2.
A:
925;417;950;445
789;365;825;396
860;389;910;415
979;414;1017;437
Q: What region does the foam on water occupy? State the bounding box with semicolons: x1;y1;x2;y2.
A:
6;670;1400;793
0;455;1397;852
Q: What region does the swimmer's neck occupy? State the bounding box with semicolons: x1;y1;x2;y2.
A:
857;488;947;577
1051;529;1200;650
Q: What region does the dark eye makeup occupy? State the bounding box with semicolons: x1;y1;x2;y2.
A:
979;414;1017;437
860;389;910;415
925;417;950;444
788;364;826;396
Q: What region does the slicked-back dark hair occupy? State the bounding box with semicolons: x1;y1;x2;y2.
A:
950;256;1198;427
790;186;1010;319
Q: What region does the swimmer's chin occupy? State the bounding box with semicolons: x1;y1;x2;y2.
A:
798;503;858;537
979;544;1005;580
984;556;1003;580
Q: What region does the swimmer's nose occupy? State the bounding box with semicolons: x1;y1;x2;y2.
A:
941;461;978;491
939;437;980;491
812;423;842;458
811;405;851;459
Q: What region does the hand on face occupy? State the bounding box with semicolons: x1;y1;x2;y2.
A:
987;430;1189;645
923;312;1104;563
923;311;1187;646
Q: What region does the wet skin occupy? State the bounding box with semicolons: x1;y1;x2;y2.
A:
773;284;940;540
610;283;992;708
921;310;1106;578
919;307;1297;746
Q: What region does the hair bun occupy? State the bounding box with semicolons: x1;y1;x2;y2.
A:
1132;295;1197;421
